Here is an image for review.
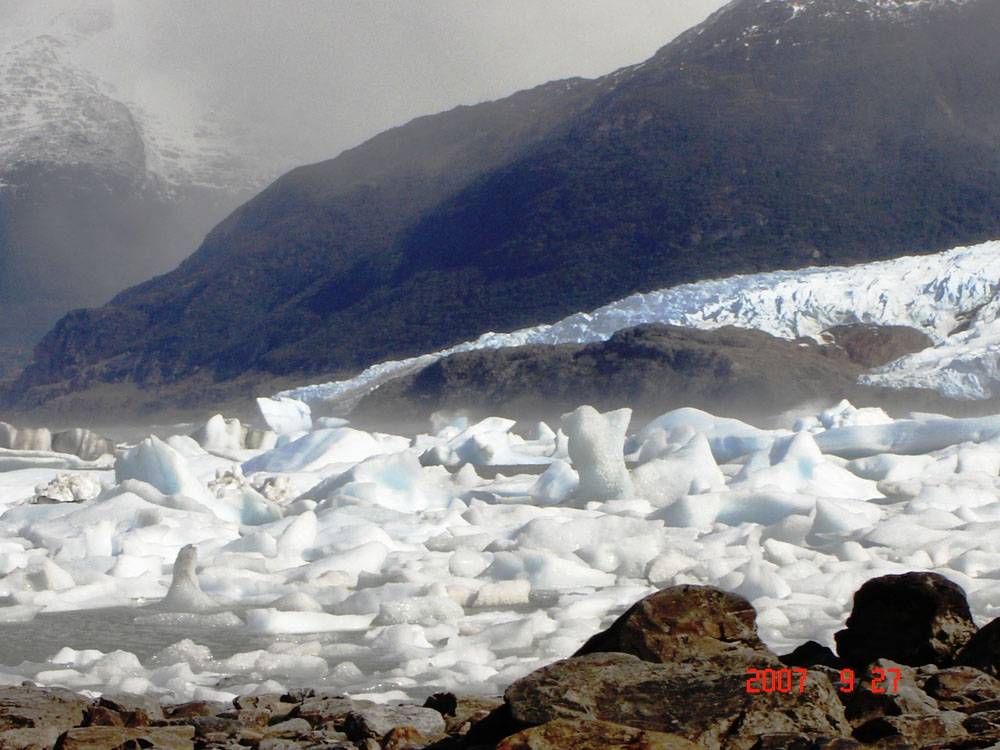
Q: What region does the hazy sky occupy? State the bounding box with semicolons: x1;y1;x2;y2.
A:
2;0;729;171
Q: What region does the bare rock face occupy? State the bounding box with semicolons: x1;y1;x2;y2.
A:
504;651;849;750
834;572;977;668
820;324;933;368
575;584;769;663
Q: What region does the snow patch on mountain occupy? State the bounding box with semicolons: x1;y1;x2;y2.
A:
280;241;1000;407
0;35;147;181
0;20;273;194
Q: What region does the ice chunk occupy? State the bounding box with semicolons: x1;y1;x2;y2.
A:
808;497;882;538
563;405;633;502
160;544;216;612
303;452;452;512
244;609;374;634
373;596;464;626
241;427;385;473
268;592;324;612
814;414;1000;459
257;396;313;433
115;436;210;502
191;414;244;452
636;408;780;461
483;548;617;590
528;460;579;505
631;432;724;507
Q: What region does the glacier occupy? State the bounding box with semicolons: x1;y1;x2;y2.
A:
282;240;1000;408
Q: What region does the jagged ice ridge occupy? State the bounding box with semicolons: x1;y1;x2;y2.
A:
282;240;1000;406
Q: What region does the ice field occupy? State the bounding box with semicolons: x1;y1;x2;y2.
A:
5;394;1000;705
6;240;1000;704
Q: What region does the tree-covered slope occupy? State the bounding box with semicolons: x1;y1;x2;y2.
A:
9;0;1000;406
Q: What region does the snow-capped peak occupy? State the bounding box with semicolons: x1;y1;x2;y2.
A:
0;34;146;180
0;21;274;195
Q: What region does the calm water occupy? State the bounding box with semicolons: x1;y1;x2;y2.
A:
0;606;350;665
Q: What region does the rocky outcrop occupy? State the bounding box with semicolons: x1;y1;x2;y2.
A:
352;323;932;425
574;584;768;662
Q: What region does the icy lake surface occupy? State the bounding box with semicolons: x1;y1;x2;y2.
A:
7;241;1000;704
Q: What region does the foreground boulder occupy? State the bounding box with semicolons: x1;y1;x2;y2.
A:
834;572;977;668
575;584;768;663
505;650;849;750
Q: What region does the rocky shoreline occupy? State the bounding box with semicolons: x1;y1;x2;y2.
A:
5;571;1000;749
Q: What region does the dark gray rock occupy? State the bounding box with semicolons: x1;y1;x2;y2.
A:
842;660;938;726
341;704;446;742
291;694;357;729
955;618;1000;679
834;572;977;668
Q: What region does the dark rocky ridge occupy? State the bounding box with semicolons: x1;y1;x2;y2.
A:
350;323;934;427
7;0;1000;411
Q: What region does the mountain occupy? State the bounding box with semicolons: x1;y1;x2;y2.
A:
0;34;269;376
280;239;1000;425
7;0;1000;410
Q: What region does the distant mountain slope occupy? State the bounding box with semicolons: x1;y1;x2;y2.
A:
8;0;1000;407
0;34;267;375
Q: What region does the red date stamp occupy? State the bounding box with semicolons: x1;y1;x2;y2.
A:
745;667;902;694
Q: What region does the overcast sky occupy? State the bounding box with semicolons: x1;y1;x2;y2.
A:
2;0;729;171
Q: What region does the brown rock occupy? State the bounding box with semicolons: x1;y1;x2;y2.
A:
381;725;429;749
851;712;967;747
843;660;938;726
54;724;196;749
923;667;1000;710
292;694;357;729
819;325;932;368
574;584;769;663
504;650;849;750
495;718;703;750
83;705;126;727
0;685;90;749
265;717;313;739
98;693;165;724
834;572;977;668
955;619;1000;678
234;693;298;722
422;692;504;736
255;740;303;750
749;734;864;750
165;700;229;719
342;705;445;742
